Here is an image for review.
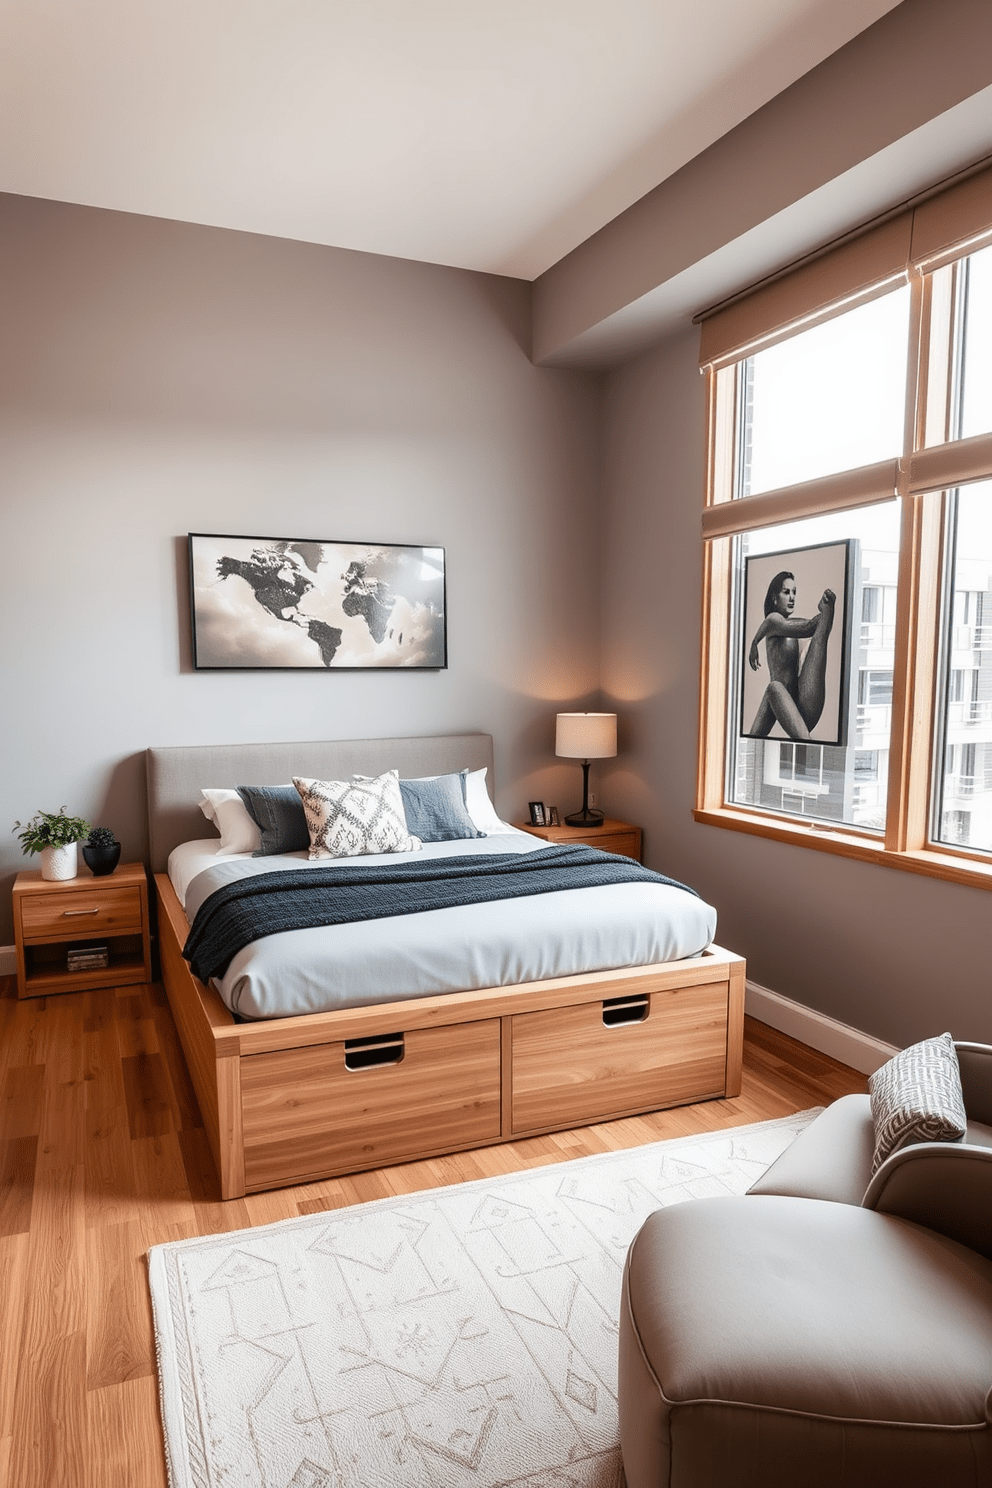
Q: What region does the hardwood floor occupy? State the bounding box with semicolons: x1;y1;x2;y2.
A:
0;973;866;1487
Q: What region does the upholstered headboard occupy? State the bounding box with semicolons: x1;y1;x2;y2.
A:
145;733;495;872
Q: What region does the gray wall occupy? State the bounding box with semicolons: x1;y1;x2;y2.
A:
533;0;992;364
0;193;602;943
598;325;992;1049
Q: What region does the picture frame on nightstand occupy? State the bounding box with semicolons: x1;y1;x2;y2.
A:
547;806;560;826
528;801;546;826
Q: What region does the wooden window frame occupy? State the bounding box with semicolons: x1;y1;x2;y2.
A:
695;190;992;894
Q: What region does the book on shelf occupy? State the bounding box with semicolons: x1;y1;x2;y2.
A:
67;944;109;971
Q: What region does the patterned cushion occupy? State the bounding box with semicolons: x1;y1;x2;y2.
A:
868;1033;967;1173
293;771;420;859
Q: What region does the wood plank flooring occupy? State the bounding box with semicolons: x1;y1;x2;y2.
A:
0;973;866;1487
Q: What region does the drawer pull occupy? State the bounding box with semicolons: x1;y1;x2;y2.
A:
63;908;101;917
602;994;649;1027
345;1032;405;1070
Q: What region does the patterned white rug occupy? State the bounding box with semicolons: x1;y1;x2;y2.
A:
149;1111;818;1488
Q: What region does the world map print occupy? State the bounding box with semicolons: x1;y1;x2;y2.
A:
190;534;446;669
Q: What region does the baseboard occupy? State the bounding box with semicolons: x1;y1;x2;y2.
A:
746;979;898;1075
0;945;16;977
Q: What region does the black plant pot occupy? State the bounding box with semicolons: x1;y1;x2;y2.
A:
82;843;121;876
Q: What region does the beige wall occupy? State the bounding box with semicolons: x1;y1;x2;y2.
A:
0;194;602;943
598;325;992;1049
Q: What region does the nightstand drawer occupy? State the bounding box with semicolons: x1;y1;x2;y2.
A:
516;818;642;862
574;829;640;858
18;885;143;942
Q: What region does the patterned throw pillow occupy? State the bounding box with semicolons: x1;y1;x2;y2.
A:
868;1032;967;1174
292;771;420;859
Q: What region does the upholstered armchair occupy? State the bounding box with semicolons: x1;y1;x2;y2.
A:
618;1041;992;1487
748;1039;992;1254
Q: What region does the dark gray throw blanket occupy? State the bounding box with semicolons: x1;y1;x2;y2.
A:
182;844;697;982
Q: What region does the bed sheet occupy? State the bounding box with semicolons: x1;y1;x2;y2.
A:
168;832;717;1021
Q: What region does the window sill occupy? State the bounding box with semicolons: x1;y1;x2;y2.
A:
693;806;992;891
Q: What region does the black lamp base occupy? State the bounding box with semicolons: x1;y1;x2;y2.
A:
564;808;605;827
565;759;605;828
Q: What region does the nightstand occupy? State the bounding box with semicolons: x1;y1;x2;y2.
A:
516;817;642;862
12;861;152;999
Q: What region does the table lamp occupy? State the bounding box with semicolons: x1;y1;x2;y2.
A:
556;712;617;827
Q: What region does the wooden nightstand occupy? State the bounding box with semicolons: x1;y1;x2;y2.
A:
12;861;152;999
516;817;643;862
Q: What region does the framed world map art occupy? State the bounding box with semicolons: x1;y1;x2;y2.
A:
188;533;447;670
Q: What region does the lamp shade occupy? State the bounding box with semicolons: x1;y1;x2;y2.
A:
555;712;617;760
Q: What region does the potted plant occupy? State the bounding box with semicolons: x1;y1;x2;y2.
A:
82;826;122;877
13;807;91;881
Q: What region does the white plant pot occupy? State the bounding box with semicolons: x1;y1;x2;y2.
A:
40;842;78;881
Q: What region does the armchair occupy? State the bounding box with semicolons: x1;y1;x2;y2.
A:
618;1041;992;1487
749;1039;992;1256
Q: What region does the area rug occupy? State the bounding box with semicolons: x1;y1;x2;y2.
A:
149;1111;819;1488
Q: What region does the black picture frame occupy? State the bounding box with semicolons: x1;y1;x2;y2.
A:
740;539;855;746
188;532;447;670
528;801;547;826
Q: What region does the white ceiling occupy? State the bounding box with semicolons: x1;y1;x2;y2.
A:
1;0;902;281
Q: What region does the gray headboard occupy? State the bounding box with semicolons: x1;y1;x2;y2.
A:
145;733;495;872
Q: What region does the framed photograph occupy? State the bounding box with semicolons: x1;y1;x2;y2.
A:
188;533;446;670
528;801;547;827
547;806;560;826
740;540;855;746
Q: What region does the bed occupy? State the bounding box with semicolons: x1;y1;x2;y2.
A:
148;733;745;1199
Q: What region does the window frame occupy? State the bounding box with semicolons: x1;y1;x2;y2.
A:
695;179;992;893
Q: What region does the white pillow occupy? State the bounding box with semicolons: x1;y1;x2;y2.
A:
197;789;262;856
464;767;509;834
293;771;420;859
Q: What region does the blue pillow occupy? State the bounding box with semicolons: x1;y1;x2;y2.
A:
399;771;485;842
236;784;310;856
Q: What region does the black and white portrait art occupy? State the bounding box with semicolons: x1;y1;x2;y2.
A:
189;534;446;670
740;540;853;746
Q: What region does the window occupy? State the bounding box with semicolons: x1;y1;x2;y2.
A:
858;670;894;708
959;244;992;441
934;481;992;852
743;288;910;496
697;163;992;889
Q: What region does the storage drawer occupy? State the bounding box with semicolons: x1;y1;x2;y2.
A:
241;1018;502;1190
18;885;144;942
510;980;729;1134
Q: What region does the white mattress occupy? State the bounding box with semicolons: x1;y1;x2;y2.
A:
168;832;717;1021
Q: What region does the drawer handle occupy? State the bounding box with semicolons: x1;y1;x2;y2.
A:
63;908;101;917
602;994;649;1027
345;1032;405;1070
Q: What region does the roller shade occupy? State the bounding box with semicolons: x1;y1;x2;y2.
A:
700;162;992;369
911;166;992;266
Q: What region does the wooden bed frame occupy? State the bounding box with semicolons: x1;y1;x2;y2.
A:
148;734;745;1199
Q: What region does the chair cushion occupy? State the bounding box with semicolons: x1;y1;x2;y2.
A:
625;1195;992;1424
747;1093;874;1204
620;1195;992;1487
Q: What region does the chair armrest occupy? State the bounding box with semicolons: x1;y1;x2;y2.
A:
863;1143;992;1260
956;1042;992;1126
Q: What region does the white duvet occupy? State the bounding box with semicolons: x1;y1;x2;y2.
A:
169;829;717;1021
